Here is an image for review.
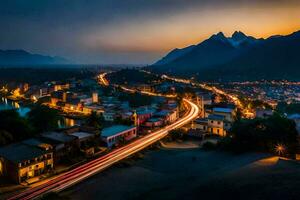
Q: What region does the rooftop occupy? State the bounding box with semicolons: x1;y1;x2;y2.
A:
208;114;225;121
136;107;156;115
70;132;94;139
0;143;46;164
102;125;136;138
155;110;171;117
41;132;77;143
213;107;233;113
195;118;208;124
22;138;52;150
147;118;163;122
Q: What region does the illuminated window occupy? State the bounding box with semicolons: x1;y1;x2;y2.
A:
0;161;3;175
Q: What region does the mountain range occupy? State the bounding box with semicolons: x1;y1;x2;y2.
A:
0;49;69;66
150;30;300;81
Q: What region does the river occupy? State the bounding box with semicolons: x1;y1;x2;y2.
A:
0;97;81;128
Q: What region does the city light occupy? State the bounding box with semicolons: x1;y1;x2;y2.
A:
275;144;286;156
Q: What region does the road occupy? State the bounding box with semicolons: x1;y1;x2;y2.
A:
144;70;252;116
8;76;199;200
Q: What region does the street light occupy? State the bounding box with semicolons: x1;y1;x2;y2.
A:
275;144;285;156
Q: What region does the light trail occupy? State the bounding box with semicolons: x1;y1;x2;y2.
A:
150;71;248;115
98;72;109;86
7;73;199;200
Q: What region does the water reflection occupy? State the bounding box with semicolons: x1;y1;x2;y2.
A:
0;97;81;128
0;97;30;117
58;117;81;128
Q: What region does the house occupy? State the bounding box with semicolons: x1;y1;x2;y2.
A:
101;125;137;148
103;111;116;121
196;92;212;105
40;132;78;162
154;109;178;124
0;143;53;183
69;132;95;147
54;83;70;91
256;109;273;118
82;105;104;115
64;98;82;112
212;107;235;122
144;118;164;128
207;114;227;137
134;108;155;126
22;138;53;151
192;114;230;137
193;118;209;132
50;91;64;105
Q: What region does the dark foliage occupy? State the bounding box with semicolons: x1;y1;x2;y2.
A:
276;102;300;114
27;105;61;133
107;69;161;85
0;67;95;86
219;113;298;156
114;116;133;126
85;111;104;130
118;92;153;108
202;141;217;150
0;109;33;145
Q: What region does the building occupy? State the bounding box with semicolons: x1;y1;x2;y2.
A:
83;105;104;115
92;92;99;103
64;98;82;112
207;114;227;137
144;118;164;128
40;132;78;162
134;107;156;126
69;132;95;147
101;125;137;148
54;83;70;91
193;118;209;131
255;109;273;118
0;143;53;183
50;91;64;106
154;109;178;124
192;114;230;137
103;111;116;121
212;107;235;122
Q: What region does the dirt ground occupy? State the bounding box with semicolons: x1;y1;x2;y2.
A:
60;141;300;200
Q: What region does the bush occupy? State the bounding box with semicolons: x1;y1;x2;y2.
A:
221;113;298;156
169;129;186;141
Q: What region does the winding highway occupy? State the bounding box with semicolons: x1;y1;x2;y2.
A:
8;74;199;200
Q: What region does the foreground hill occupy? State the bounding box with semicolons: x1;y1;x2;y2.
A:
0;49;69;65
150;30;300;81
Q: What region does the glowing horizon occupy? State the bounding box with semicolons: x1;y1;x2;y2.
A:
0;0;299;64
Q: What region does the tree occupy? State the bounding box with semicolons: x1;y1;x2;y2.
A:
169;129;186;141
234;108;242;121
221;113;298;156
114;116;133;126
27;105;61;133
0;130;14;146
85;111;103;130
118;92;153;108
0;109;33;144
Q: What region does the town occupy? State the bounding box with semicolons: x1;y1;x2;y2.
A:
0;67;299;200
1;1;300;199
